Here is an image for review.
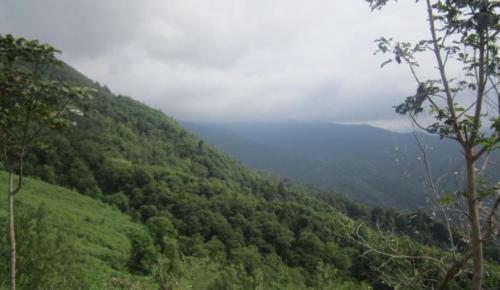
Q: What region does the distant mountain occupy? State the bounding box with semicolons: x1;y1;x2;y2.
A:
8;60;498;288
17;63;429;288
182;122;498;209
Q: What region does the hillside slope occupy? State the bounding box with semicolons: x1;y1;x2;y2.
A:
0;172;153;289
16;65;375;289
182;122;499;208
11;63;498;289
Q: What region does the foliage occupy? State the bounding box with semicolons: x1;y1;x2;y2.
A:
0;34;92;173
365;0;500;289
0;33;95;290
2;38;496;289
183;121;499;209
0;204;81;289
0;172;155;289
16;66;379;288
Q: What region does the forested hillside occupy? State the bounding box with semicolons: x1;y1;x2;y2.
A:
11;65;373;289
182;122;500;208
1;64;498;289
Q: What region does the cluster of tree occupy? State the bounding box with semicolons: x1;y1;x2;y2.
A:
1;31;498;289
18;80;372;288
0;36;382;289
182;121;474;209
16;61;499;289
320;194;456;246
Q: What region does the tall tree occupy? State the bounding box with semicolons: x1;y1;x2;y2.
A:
0;34;92;290
365;1;499;289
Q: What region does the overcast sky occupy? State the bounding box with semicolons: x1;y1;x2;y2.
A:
1;0;435;131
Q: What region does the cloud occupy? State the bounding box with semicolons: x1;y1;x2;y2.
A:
0;0;432;130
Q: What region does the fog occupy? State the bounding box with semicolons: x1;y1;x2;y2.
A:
1;0;436;131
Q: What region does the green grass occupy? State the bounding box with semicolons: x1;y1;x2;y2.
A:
0;172;153;289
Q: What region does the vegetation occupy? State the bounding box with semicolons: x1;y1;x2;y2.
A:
15;62;498;289
366;0;500;289
0;34;92;289
16;73;373;289
0;172;154;289
0;34;498;289
183;121;499;208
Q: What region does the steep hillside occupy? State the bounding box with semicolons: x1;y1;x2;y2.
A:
14;65;374;289
9;64;498;289
182;122;499;208
0;172;153;289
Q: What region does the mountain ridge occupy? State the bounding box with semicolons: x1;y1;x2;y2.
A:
8;62;497;289
181;121;483;208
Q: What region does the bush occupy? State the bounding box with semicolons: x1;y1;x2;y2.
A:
0;204;85;289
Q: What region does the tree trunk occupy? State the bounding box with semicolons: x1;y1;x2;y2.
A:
7;172;16;290
497;91;500;139
465;155;483;290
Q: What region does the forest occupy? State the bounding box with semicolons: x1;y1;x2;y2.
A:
1;0;499;289
0;36;497;289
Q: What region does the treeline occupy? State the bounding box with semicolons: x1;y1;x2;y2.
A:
318;192;500;265
5;64;498;289
18;75;370;288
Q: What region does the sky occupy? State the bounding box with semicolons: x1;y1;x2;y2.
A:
0;0;435;131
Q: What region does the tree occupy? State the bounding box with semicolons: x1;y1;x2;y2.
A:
0;34;92;290
365;1;499;289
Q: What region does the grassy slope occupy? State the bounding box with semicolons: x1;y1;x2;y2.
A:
0;172;151;289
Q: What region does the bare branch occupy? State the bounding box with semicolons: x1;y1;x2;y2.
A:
347;223;444;265
412;126;457;256
425;0;465;145
482;190;500;242
436;250;474;290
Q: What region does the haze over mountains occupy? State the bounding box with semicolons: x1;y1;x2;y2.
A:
10;62;462;289
183;122;499;209
0;33;498;287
